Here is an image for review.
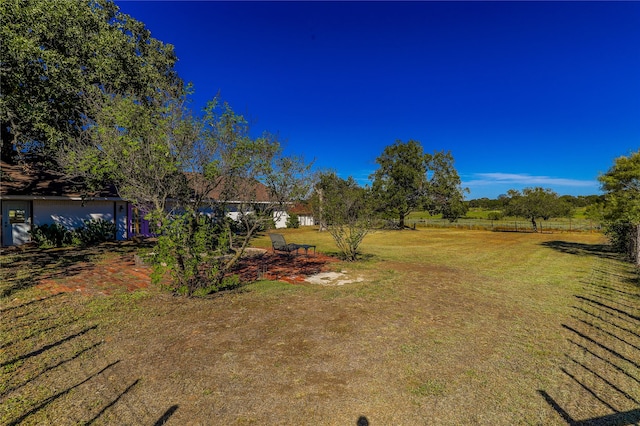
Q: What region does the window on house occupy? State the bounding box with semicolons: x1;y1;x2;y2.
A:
9;209;26;224
132;207;142;235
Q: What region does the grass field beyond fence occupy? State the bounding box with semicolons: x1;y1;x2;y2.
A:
407;217;601;232
406;207;601;233
1;228;639;425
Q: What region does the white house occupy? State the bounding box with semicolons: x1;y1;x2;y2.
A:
1;161;129;246
0;161;289;247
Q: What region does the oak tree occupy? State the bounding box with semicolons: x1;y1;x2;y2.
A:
1;0;183;164
504;187;572;232
370;140;467;228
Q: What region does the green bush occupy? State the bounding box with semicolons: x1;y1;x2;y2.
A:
30;223;73;248
75;219;116;245
151;212;237;296
30;219;115;248
487;211;504;221
286;213;300;228
603;221;636;261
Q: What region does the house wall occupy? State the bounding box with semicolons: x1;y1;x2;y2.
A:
273;211;288;229
297;214;315;226
222;210;288;228
33;200;122;238
201;204;288;229
115;201;128;240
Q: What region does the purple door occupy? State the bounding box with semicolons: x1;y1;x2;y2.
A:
128;205;154;237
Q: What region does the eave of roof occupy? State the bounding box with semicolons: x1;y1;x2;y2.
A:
1;161;120;199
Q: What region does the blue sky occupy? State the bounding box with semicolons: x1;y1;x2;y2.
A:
115;1;640;199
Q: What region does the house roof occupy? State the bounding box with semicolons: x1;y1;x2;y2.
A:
289;202;313;215
185;173;275;204
0;161;278;204
0;161;120;199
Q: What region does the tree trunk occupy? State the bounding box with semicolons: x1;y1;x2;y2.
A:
1;125;16;163
317;188;327;231
635;224;640;267
399;213;405;229
531;217;538;232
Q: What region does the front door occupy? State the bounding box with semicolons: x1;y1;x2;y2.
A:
128;204;153;237
2;201;32;246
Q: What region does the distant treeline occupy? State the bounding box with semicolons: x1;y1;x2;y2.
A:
466;194;605;210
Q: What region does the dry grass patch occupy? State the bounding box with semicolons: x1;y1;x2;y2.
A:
1;228;638;425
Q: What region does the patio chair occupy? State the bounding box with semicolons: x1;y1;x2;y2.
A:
269;233;316;256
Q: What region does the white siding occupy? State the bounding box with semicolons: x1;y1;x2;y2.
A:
297;214;315;226
227;211;241;222
114;201;128;240
33;200;115;231
273;210;288;229
200;205;288;229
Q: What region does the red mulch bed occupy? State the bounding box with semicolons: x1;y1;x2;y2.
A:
36;251;339;295
232;252;340;284
37;258;154;295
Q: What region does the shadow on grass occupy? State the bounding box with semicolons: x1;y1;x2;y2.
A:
1;293;154;424
6;360;121;426
85;378;141;425
154;405;179;426
322;252;377;262
0;292;64;314
538;390;640;425
540;241;619;259
0;325;98;369
0;317;78;350
1;340;105;397
539;263;640;425
0;241;139;298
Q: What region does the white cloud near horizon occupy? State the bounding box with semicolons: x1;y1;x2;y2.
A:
464;173;597;188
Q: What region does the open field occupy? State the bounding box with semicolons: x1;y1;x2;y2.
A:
1;228;639;425
407;209;599;232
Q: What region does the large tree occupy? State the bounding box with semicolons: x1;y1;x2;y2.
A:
370;140;467;228
504;187;572;232
0;0;183;164
66;94;311;295
425;149;469;221
598;150;640;264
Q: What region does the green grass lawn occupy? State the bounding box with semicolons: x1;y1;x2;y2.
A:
1;228;638;425
409;206;592;221
406;208;598;232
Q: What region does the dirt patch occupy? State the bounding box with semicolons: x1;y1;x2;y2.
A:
37;257;153;295
232;251;340;284
34;250;341;295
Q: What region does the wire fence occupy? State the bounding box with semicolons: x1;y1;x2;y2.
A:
405;218;602;233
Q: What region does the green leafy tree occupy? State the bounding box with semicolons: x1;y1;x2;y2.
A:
598;150;640;264
370;140;467;228
311;172;372;261
426;150;469;221
62;90;194;213
67;95;310;295
188;98;311;288
0;0;183;164
504;187;572;232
